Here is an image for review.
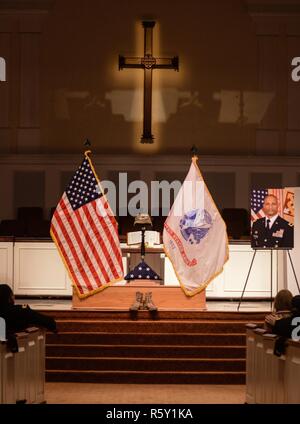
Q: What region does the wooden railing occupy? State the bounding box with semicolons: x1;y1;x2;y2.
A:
0;327;45;404
246;324;300;404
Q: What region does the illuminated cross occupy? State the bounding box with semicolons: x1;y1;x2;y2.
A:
119;21;179;143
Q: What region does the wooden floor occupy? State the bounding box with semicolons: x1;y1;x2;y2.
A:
45;382;246;404
16;298;272;313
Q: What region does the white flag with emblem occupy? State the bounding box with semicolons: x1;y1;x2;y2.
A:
163;157;229;296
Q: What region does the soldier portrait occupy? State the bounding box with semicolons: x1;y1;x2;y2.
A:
251;191;294;249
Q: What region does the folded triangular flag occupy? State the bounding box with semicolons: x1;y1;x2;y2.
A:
125;261;161;281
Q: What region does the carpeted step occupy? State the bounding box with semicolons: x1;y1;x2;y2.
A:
45;369;246;384
56;320;255;333
42;310;266;322
46;356;245;372
42;309;264;385
46;344;246;358
46;332;246;346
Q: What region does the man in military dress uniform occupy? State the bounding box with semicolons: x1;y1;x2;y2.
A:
251;194;294;249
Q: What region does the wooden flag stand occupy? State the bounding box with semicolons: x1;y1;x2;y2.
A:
72;198;206;311
72;282;206;311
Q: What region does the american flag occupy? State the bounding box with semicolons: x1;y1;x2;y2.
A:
50;152;124;298
251;188;283;224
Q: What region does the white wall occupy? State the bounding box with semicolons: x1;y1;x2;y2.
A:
287;187;300;295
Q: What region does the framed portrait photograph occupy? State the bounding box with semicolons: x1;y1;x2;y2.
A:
250;188;294;250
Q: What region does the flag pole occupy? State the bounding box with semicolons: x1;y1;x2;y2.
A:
84;138;92;157
190;144;199;162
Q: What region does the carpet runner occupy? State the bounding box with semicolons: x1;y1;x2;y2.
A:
42;310;265;384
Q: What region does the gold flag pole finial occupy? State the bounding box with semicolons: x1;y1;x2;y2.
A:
190;145;199;162
84;138;92;157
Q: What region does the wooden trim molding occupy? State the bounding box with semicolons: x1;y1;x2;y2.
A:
0;0;54;13
246;0;300;17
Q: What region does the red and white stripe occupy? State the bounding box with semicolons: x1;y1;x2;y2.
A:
251;208;265;222
51;193;123;296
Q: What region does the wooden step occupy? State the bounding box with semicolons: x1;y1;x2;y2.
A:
46;344;246;358
56;320;256;333
43;309;263;385
46;332;246;346
46;370;246;384
42;309;266;322
46;357;245;372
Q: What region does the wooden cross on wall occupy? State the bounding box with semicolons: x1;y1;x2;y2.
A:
119;21;179;143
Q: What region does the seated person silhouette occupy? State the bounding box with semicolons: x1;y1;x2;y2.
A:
0;284;57;350
273;295;300;338
251;194;294;249
272;295;300;356
264;289;293;332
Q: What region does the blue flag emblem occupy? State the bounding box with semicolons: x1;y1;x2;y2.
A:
179;209;212;244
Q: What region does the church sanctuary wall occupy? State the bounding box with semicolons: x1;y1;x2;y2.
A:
0;0;53;154
1;0;300;157
1;0;300;299
0;0;300;217
0;153;299;221
248;0;300;156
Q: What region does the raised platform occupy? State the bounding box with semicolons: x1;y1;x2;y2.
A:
44;308;266;384
72;281;206;311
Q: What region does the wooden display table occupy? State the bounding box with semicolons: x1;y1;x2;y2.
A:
72;280;206;311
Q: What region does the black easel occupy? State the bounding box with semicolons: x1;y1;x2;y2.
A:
287;250;300;293
237;249;274;311
237;249;273;311
237;250;256;311
237;248;300;311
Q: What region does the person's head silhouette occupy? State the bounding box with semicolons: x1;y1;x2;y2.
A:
0;284;14;310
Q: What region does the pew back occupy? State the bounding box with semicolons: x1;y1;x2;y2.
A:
0;328;45;404
246;327;300;404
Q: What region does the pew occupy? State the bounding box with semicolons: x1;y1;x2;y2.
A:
285;340;300;403
0;327;45;404
246;326;300;404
